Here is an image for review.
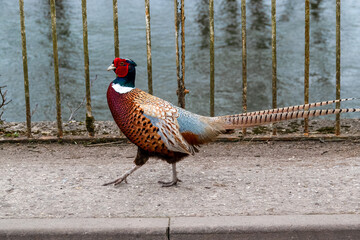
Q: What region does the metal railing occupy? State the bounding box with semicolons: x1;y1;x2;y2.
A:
271;0;277;135
18;0;344;139
19;0;31;138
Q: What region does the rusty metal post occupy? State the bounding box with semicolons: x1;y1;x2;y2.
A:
335;0;341;135
19;0;32;138
174;0;186;108
271;0;277;135
241;0;247;135
174;0;181;106
304;0;310;135
209;0;215;117
81;0;95;136
50;0;63;138
145;0;153;95
113;0;119;58
179;0;186;108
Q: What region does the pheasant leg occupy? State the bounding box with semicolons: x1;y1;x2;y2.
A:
103;165;140;186
158;163;181;187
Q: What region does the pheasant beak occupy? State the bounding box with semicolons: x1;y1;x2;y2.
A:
107;64;116;71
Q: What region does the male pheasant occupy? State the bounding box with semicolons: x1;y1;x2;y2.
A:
104;57;359;187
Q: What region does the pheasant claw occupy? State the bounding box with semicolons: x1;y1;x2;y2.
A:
102;165;140;186
158;163;181;187
158;178;182;187
102;176;127;186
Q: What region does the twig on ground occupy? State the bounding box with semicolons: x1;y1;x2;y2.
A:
85;141;125;147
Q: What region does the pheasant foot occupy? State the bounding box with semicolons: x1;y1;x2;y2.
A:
158;163;181;187
158;178;182;187
103;165;140;186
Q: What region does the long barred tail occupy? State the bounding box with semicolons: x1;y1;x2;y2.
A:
240;98;357;116
217;108;360;129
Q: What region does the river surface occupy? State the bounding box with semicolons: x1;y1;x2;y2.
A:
1;0;359;122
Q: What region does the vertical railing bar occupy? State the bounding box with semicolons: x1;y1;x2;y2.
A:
174;0;181;106
209;0;215;117
335;0;341;135
174;0;186;108
271;0;277;135
50;0;63;138
179;0;186;108
145;0;153;95
81;0;95;136
19;0;32;138
304;0;310;135
241;0;247;136
113;0;119;58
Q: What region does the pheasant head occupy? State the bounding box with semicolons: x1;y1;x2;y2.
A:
107;58;137;91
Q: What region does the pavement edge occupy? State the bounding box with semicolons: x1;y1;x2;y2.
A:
0;215;359;240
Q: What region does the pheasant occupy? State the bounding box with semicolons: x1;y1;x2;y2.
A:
104;57;359;187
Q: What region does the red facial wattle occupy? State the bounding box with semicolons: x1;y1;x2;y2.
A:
113;58;130;78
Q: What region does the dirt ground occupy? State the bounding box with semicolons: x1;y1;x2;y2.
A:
1;140;359;219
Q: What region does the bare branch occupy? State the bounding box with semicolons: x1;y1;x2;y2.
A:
67;99;85;122
31;103;39;117
0;85;12;121
67;75;97;122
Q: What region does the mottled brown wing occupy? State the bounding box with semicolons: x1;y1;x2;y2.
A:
114;89;194;156
136;93;196;155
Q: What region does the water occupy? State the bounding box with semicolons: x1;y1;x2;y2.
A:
1;0;360;122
